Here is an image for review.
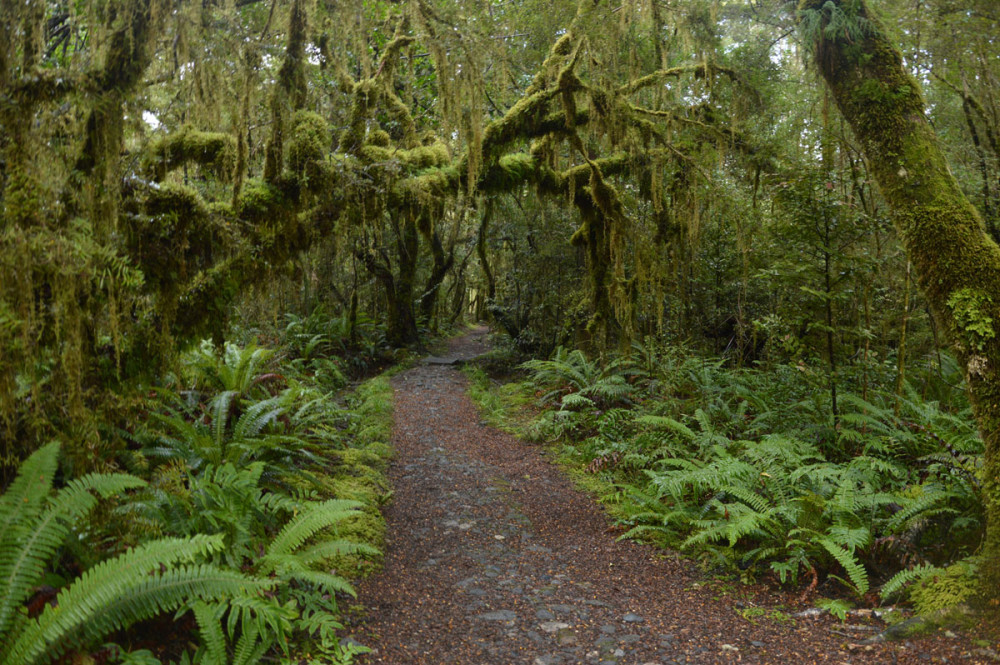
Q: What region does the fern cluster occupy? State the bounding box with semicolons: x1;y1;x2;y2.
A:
0;443;263;665
520;341;984;606
1;336;394;665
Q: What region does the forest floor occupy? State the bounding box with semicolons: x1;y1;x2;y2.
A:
348;327;997;664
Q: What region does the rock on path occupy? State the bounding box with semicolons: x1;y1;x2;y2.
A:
350;328;987;664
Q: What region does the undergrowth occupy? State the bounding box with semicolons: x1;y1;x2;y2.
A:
468;340;986;618
1;306;396;665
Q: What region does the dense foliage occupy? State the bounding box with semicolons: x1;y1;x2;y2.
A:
485;341;983;616
2;0;1000;658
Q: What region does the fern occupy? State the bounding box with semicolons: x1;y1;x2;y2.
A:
880;563;942;600
0;444;263;665
0;443;147;643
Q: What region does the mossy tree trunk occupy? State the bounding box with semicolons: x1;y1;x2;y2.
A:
798;0;1000;610
418;227;454;328
358;215;420;347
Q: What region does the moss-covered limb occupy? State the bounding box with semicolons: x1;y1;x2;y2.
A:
619;63;744;96
0;70;78;112
360;142;451;172
338;17;415;154
522;0;598;97
143;126;236;181
799;0;1000;610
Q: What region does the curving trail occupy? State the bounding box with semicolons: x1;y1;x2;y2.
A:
350;328;988;664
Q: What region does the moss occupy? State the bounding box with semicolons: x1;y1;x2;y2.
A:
366;129;391;147
360;142;451;171
287;110;330;187
800;0;1000;610
144;125;236;181
235;181;286;223
390;167;460;210
143;182;210;220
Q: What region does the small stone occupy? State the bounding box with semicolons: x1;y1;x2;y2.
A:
339;636;365;649
621;635;641;644
551;604;575;613
623;613;643;623
613;649;625;657
750;641;765;647
534;656;563;665
537;609;556;620
540;621;571;633
556;628;578;646
720;644;739;652
600;625;617;634
478;610;517;621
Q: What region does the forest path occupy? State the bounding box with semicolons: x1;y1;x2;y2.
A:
350;328;985;664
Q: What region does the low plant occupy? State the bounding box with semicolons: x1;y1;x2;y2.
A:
0;442;263;665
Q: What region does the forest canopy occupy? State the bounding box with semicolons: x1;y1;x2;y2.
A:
1;0;1000;660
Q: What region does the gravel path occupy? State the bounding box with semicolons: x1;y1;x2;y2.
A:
351;328;992;664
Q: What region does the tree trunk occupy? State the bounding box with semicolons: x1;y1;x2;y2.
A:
418;226;454;327
388;215;421;346
799;0;1000;610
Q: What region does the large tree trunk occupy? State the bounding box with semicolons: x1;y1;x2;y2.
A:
799;0;1000;610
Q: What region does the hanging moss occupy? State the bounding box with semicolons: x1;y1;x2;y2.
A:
144;126;236;181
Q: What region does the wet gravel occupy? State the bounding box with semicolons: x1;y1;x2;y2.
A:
350;328;994;664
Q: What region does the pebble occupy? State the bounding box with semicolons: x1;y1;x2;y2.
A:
537;609;556;620
556;628;578;646
479;610;518;621
623;613;644;623
540;621;571;633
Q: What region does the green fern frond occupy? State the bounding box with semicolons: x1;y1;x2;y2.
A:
280;569;356;597
813;535;869;596
265;500;363;559
0;453;147;643
5;547;263;665
293;539;380;567
0;441;60;535
880;563;941;600
192;601;228;665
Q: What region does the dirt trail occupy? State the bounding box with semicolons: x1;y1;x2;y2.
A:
351;328;989;664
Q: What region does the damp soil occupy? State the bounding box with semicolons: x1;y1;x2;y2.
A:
349;327;997;664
